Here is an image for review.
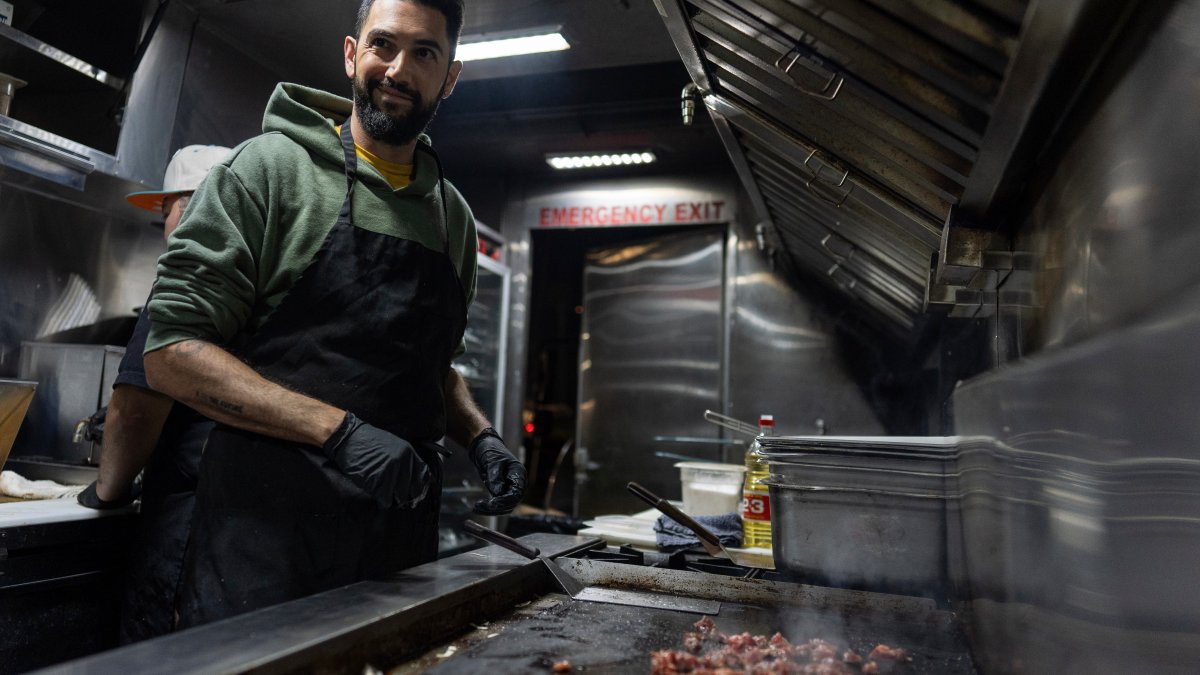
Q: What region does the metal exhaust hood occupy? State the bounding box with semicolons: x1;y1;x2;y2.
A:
654;0;1141;335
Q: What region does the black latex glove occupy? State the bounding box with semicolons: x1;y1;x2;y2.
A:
468;427;527;515
80;406;107;444
323;412;431;509
77;480;139;510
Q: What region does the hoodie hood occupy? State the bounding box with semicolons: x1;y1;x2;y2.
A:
262;82;440;196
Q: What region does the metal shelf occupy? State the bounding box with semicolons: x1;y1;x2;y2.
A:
0;23;126;91
0;115;110;190
0;23;131;188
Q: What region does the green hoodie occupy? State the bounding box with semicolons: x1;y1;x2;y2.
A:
146;83;478;356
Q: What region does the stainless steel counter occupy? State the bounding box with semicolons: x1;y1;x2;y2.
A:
38;533;977;674
1;498;136;672
35;533;599;674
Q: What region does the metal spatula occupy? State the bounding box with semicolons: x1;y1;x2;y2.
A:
626;481;733;559
463;520;720;615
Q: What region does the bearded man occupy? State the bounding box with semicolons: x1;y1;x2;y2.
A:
142;0;526;628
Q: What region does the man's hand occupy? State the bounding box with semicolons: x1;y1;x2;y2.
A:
323;412;431;509
78;480;140;510
467;428;526;515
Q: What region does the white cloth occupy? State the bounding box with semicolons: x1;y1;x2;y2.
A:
35;273;101;338
0;470;85;500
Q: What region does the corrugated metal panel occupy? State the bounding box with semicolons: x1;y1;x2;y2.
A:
659;0;1143;334
657;0;1027;333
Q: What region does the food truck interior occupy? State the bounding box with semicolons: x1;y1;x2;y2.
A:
1;0;1198;672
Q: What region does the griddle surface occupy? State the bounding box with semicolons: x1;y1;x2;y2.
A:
392;589;976;674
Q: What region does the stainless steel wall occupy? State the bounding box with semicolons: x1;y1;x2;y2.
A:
949;1;1200;671
168;22;285;151
1016;2;1200;352
0;170;163;376
728;212;884;439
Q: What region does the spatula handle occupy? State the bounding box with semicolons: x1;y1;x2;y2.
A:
463;519;541;560
626;482;722;550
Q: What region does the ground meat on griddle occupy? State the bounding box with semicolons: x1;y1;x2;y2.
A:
867;645;910;663
649;617;910;675
795;638;839;661
694;616;722;639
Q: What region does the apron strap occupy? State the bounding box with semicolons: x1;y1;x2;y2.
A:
417;139;451;257
338;121;359;225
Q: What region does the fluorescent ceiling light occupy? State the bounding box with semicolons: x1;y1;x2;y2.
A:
458;32;570;62
545;151;657;170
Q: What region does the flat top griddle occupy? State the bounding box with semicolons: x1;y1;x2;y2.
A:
41;534;976;675
390;556;976;675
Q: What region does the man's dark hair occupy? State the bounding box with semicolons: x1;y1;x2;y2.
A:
354;0;465;59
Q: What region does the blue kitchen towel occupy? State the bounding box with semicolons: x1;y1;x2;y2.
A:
653;512;743;551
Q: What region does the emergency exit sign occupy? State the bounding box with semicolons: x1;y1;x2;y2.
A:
539;199;728;227
528;181;737;229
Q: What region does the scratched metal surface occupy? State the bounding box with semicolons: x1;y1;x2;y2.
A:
397;560;976;674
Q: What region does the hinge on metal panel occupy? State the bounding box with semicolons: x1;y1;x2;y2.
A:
925;209;1035;318
756;222;784;272
681;83;709;126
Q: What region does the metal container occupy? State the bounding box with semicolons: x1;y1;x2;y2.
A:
0;378;38;471
764;478;951;597
757;434;960;462
760;436;957;596
14;342;124;464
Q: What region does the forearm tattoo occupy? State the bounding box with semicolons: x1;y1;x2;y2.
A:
196;390;244;414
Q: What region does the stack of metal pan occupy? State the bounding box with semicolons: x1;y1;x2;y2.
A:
757;435;961;598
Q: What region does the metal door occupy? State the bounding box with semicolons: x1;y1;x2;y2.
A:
575;227;725;517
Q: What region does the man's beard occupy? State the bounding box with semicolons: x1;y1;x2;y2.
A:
352;74;442;146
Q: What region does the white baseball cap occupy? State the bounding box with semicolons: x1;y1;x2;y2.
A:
126;144;231;212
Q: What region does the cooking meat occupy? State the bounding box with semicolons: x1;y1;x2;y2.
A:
693;615;722;638
868;645;910;662
649;617;909;675
804;639;839;661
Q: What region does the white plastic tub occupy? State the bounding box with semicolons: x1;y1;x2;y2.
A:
675;461;746;516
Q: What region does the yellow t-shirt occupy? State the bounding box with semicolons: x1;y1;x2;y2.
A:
334;125;412;189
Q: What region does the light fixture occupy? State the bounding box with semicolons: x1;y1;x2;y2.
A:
546;151;657;170
457;26;570;62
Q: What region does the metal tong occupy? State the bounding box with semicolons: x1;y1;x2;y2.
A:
703;410;760;438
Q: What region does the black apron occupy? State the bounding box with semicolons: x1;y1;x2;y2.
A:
175;123;467;628
119;407;212;644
